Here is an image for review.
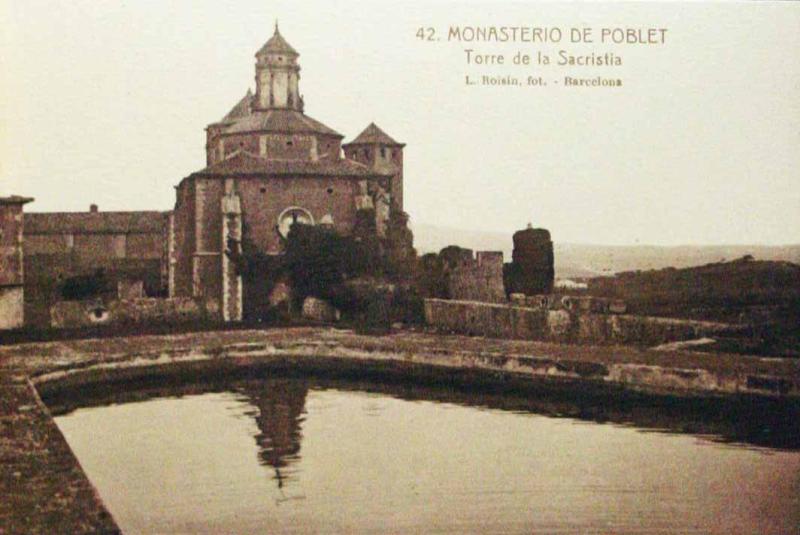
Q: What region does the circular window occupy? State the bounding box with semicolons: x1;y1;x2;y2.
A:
277;207;314;238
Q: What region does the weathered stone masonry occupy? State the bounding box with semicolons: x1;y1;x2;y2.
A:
424;298;743;346
0;196;33;329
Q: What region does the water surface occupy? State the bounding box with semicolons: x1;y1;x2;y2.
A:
53;379;800;534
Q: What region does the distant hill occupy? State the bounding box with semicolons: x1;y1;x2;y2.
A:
410;223;800;279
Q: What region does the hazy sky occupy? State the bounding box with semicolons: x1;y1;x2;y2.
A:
2;1;798;245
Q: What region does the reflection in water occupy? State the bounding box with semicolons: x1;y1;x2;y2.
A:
49;377;800;534
45;375;800;451
238;380;307;490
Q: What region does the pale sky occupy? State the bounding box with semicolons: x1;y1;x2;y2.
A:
1;0;799;245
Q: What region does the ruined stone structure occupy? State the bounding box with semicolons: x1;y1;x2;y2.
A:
170;25;405;321
441;248;506;303
0;196;33;329
505;225;555;296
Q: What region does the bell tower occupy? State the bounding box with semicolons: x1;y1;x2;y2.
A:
254;23;303;111
344;123;406;211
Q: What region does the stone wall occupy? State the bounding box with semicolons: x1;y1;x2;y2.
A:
424;298;741;346
0;287;24;330
440;248;506;303
21;208;169;328
449;251;506;303
50;297;210;329
344;140;404;212
22;256;163;328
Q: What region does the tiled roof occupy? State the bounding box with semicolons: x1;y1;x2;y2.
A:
25;211;166;234
221;108;342;137
0;196;34;205
194;151;392;178
345;123;404;146
256;26;298;57
220;89;253;123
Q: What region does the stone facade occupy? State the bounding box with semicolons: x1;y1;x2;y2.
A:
169;26;405;321
21;205;168;327
0;196;33;329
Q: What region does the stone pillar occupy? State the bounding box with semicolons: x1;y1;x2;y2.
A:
374;185;390;238
192;180;205;298
221;180;243;322
0;196;34;330
167;212;176;297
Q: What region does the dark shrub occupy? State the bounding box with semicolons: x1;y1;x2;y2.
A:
60;269;112;301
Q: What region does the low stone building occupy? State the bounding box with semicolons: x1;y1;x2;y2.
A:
0;196;33;329
22;205;168;326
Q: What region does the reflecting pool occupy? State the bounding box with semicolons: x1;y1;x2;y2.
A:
52;379;800;534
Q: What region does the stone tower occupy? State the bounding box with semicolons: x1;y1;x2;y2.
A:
344;123;405;212
254;22;303;112
506;226;555;295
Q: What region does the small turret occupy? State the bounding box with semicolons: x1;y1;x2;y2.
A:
344;123;405;210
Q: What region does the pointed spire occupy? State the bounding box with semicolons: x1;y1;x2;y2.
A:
256;21;298;57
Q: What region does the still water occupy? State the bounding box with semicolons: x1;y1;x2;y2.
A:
52;379;800;534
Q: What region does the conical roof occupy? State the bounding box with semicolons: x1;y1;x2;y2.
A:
346;122;404;146
257;23;298;57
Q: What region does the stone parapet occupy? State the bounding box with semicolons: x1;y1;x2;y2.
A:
424;298;742;346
